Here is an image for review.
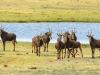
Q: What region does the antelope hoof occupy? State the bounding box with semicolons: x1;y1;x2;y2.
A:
67;56;69;58
32;50;33;53
82;55;83;57
73;55;75;58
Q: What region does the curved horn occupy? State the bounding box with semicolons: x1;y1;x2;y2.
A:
90;30;92;35
37;31;38;36
88;31;89;35
59;29;60;34
40;32;42;36
74;27;75;32
48;27;50;32
50;27;52;33
0;25;2;28
61;29;62;34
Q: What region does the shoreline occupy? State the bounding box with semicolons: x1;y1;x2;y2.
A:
16;38;89;44
0;21;100;23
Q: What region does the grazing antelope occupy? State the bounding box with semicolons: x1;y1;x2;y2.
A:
0;28;17;51
32;35;43;56
87;31;100;58
63;32;83;58
42;28;52;52
55;33;65;59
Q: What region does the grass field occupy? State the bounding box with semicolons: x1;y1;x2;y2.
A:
0;41;100;75
0;0;100;22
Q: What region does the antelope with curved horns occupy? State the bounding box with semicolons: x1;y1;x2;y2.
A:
87;30;100;58
63;31;83;58
32;32;43;56
55;30;65;59
42;27;52;52
0;28;17;51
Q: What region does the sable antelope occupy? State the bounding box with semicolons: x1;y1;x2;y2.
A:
42;28;52;52
55;33;65;59
0;28;17;51
63;33;83;58
64;27;77;41
63;31;76;58
87;31;100;58
32;35;43;56
71;31;77;41
63;28;77;57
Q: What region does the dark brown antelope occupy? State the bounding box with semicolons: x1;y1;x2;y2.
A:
63;32;83;58
0;28;17;51
70;31;77;41
63;31;76;58
55;33;65;59
63;28;77;57
32;35;43;56
87;31;100;58
64;27;77;41
42;28;52;52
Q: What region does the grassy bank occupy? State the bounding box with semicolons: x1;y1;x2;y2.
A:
0;0;100;22
0;41;100;75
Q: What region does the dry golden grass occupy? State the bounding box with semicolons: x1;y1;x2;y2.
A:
0;41;100;75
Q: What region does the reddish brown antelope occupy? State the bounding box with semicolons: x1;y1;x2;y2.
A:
87;31;100;58
0;28;17;51
32;35;43;56
63;32;83;58
55;33;65;59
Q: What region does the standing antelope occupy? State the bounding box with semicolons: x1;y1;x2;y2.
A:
0;28;17;51
55;33;65;59
42;28;52;52
63;32;83;58
87;31;100;58
32;35;43;56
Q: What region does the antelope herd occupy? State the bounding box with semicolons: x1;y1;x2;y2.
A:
0;27;100;59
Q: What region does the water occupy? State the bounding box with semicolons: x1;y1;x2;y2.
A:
0;22;100;44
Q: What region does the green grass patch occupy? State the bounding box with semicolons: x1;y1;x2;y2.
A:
0;0;100;22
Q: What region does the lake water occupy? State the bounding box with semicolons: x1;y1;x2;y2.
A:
0;22;100;44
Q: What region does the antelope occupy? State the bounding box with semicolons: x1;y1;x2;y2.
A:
55;32;65;59
0;28;17;51
32;34;43;56
63;28;78;57
42;28;52;52
63;32;83;58
87;31;100;58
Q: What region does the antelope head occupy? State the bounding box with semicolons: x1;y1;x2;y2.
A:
86;30;93;43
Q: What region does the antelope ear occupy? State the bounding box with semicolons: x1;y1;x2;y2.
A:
45;33;47;35
86;35;88;37
57;33;59;36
